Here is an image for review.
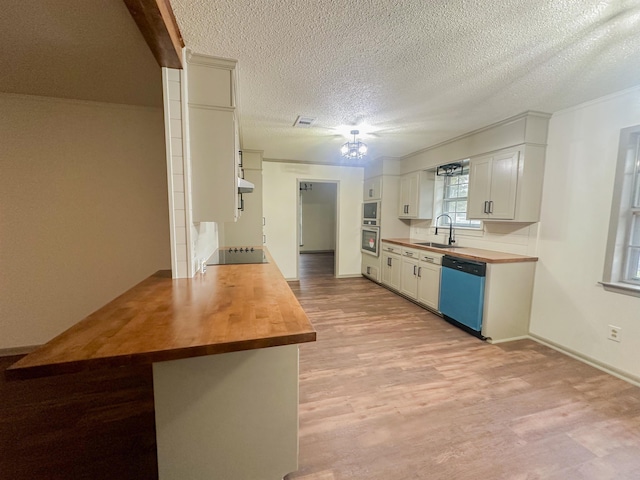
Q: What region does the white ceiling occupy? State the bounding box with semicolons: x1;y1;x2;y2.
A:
170;0;640;163
0;0;162;107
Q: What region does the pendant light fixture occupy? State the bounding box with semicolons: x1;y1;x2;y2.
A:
340;130;368;160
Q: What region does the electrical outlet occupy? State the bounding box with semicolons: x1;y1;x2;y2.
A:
608;325;622;342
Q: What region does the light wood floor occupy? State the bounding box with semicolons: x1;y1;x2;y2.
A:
288;252;640;480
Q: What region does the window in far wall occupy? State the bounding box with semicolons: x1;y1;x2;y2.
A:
603;125;640;296
441;167;482;229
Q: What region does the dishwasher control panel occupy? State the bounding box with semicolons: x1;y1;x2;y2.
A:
441;255;486;276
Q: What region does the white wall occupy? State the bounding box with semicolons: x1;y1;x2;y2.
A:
0;93;170;350
263;162;363;279
529;85;640;381
300;182;337;252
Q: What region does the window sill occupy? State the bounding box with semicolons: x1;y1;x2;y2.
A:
599;281;640;298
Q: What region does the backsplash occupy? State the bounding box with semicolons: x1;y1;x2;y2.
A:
192;222;219;273
409;219;539;256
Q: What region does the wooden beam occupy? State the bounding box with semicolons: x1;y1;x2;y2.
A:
123;0;184;69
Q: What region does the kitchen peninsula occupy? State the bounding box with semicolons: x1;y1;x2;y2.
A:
7;249;316;480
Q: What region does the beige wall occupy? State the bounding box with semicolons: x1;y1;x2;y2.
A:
262;161;363;279
530;86;640;382
0;93;170;349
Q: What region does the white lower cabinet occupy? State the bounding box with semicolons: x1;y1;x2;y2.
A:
400;249;419;298
361;253;381;282
398;248;442;312
381;243;401;291
382;246;443;312
417;253;443;311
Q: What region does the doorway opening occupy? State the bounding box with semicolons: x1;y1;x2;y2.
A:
297;180;338;279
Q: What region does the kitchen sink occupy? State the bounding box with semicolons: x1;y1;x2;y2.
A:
414;242;462;249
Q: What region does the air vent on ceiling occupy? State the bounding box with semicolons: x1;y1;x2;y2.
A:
293;115;316;128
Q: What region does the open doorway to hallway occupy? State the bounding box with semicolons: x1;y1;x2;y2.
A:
297;181;338;278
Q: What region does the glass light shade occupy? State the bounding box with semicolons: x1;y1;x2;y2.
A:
341;130;368;160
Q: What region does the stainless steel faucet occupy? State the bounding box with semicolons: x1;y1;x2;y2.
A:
435;214;455;245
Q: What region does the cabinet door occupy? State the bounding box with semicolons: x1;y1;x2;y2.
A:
468;151;519;220
190;107;238;223
398;173;419;218
400;257;419;299
382;253;401;290
398;175;412;217
417;263;441;310
487;151;519;219
364;177;382;200
381;253;393;287
468;154;492;219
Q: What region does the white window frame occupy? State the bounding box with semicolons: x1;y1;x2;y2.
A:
602;125;640;297
439;166;482;230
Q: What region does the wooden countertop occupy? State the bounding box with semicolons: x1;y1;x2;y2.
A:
6;249;316;380
382;238;538;263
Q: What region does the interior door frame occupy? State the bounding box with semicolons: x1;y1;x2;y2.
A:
296;179;339;279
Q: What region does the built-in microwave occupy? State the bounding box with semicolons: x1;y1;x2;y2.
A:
362;201;380;226
361;226;380;257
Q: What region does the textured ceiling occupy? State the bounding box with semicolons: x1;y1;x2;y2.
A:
171;0;640;163
0;0;162;107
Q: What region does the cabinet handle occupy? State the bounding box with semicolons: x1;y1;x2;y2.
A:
489;200;494;214
413;265;417;276
238;193;244;211
367;266;371;274
263;234;266;244
387;258;391;267
418;267;422;278
369;188;373;197
483;201;488;214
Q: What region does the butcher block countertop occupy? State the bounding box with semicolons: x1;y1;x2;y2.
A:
383;238;538;263
6;249;316;380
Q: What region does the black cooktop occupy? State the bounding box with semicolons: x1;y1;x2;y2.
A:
207;247;268;265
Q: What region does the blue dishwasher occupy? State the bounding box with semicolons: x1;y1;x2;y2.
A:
439;255;486;339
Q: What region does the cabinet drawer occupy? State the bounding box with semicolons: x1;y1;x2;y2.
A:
420;252;443;265
402;248;420;258
381;243;401;255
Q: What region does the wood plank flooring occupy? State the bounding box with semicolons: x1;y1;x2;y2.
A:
1;252;639;479
287;252;640;480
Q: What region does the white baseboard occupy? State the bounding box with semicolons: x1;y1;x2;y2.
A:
528;333;640;388
0;345;40;357
487;335;529;344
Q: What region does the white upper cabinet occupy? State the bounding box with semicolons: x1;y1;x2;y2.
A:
468;150;519;220
398;171;434;219
468;145;545;222
186;53;240;223
364;176;382;200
